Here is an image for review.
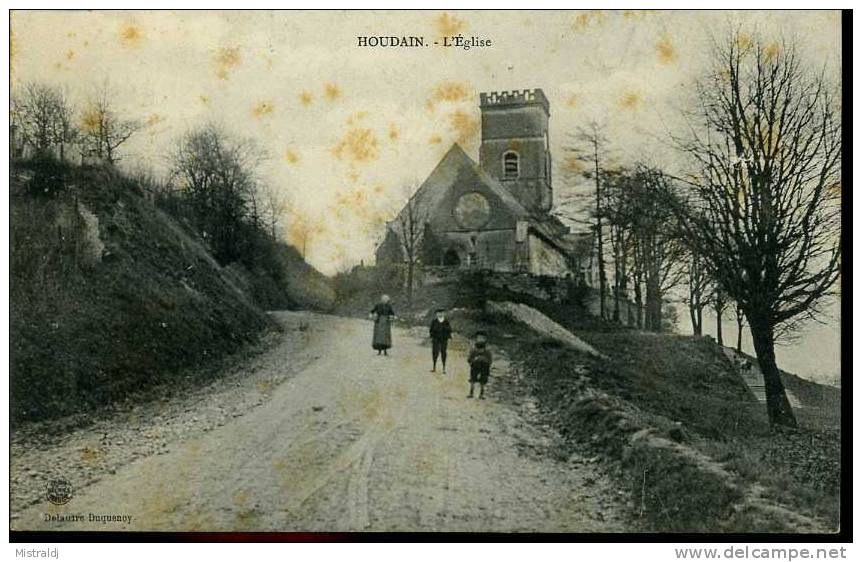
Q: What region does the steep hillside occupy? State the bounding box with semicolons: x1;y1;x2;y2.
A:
235;237;335;312
10;159;325;422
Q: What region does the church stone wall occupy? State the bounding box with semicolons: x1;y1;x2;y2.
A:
433;229;522;271
527;233;570;277
480;105;547;140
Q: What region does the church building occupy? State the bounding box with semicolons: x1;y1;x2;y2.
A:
376;88;590;277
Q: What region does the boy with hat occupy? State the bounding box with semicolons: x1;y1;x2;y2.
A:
467;331;492;399
429;308;452;373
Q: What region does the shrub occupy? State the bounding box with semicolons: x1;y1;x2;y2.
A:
18;152;74;197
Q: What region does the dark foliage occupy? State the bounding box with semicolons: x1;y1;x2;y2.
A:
10;160;278;422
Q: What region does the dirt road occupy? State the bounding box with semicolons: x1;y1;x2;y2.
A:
13;312;632;533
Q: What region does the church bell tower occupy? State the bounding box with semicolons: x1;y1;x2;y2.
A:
478;89;552;214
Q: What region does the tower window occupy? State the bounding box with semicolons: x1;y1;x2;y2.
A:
503;151;519;179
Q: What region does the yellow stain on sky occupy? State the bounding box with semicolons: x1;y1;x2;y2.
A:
119;22;144;47
426;80;472;111
562;154;585;173
656;36;677;64
622;10;655;20
80;106;101;133
736;32;754;51
346;110;368;125
10;28;17;61
324;82;341;101
435;12;466;36
618;90;643;110
145;113;163;127
572;11;606;31
332;127;379;163
214;46;241;80
764;42;781;61
252;100;275;118
287;212;328;255
447;109;479;144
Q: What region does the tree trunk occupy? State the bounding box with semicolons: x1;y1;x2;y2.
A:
690;290;703;336
597;231;606;319
620;253;633;326
594;146;606;320
406;261;414;307
736;310;744;352
611;229;621;322
715;305;724;346
633;242;644;329
645;270;660;332
749;315;798;428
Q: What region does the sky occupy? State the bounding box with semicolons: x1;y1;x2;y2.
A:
10;10;843;381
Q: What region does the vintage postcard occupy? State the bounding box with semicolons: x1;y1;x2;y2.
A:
8;9;846;539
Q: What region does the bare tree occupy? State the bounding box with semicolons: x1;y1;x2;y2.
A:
261;185;289;240
12;82;76;157
288;214;319;259
80;82;141;163
685;249;711;336
567;122;611;319
672;31;841;427
630;166;687;331
393;185;428;307
602;168;631;323
170;122;262;263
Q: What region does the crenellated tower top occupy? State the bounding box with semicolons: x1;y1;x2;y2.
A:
479;89;549;115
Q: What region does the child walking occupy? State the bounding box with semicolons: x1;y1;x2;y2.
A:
429;308;452;373
467;331;492;399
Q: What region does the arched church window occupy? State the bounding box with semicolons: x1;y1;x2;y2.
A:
503;151;519;179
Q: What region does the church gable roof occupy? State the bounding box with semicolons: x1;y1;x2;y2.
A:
392;143;531;230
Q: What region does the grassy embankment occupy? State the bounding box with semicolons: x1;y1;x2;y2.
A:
10;157;333;423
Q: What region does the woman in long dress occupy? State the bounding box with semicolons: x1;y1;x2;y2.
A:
370;294;395;355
